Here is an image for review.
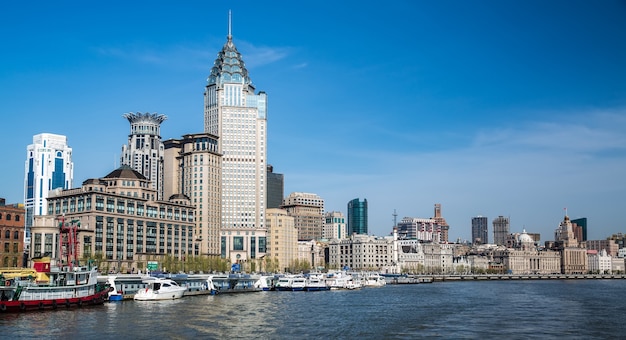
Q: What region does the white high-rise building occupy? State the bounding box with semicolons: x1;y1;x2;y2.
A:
120;112;167;201
205;14;268;263
324;211;346;240
24;133;73;247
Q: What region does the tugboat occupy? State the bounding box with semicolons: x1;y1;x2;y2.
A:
0;217;109;312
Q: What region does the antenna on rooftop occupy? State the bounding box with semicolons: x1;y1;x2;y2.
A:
228;10;232;39
393;209;398;228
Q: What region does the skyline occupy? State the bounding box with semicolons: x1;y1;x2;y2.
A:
1;1;625;242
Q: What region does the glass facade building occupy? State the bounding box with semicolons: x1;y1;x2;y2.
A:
471;216;489;244
24;133;73;252
347;198;368;235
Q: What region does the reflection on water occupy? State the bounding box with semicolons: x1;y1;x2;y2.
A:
2;280;626;339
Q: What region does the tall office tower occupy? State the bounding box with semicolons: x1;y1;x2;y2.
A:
120;112;167;201
347;198;368;235
571;217;588;241
471;216;488;244
204;14;268;262
163;133;222;256
266;165;284;209
281;192;325;241
432;204;450;243
492;215;510;246
323;211;346;240
24;133;73;248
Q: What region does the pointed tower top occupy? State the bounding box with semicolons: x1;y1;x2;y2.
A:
228;10;232;41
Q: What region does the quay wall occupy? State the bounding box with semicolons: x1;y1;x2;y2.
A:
427;274;626;282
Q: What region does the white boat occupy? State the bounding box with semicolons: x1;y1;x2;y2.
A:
326;271;362;290
304;275;330;291
254;275;276;291
133;278;186;301
362;273;387;287
275;275;306;291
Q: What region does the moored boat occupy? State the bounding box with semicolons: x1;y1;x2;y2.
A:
304;275;330;291
0;258;109;312
133;278;187;301
275;275;306;291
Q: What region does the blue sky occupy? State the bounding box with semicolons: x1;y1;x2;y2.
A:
1;1;625;242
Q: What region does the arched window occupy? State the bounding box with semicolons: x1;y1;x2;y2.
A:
14;231;19;239
0;213;3;220
5;214;10;221
15;215;19;222
4;231;9;238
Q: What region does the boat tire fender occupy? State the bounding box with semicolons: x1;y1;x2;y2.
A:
52;300;57;309
77;300;82;307
0;304;5;311
4;280;9;286
38;302;44;310
65;299;71;308
19;303;25;310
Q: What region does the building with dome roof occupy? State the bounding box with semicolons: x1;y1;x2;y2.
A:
492;229;561;274
29;165;195;272
204;13;268;265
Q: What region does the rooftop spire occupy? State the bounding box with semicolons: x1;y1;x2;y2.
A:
228;10;232;41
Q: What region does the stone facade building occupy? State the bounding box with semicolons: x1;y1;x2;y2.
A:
32;166;195;272
328;234;393;270
265;208;297;273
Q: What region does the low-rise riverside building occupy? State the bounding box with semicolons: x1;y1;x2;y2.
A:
328;234;393;270
587;249;612;274
31;166;196;273
493;231;561;274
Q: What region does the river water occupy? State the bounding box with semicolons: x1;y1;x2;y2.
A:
2;279;624;339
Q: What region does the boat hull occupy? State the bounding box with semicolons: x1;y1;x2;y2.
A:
0;289;109;313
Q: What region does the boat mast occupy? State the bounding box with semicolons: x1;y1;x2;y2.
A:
57;215;80;270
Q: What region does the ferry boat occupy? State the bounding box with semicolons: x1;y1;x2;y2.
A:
326;271;362;290
0;217;110;312
209;273;262;293
304;274;330;291
133;278;186;301
275;275;306;291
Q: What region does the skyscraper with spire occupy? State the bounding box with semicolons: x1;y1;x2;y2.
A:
204;12;268;263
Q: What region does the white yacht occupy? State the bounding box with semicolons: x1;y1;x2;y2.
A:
362;273;387;287
134;278;187;301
